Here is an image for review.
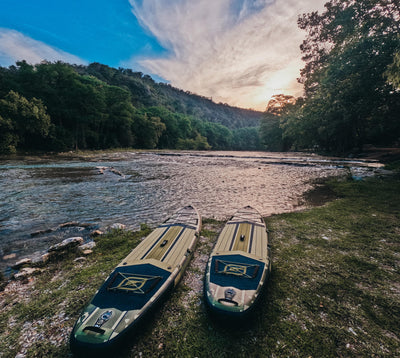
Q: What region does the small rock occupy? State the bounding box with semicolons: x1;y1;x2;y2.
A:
90;229;103;237
82;249;93;255
74;257;87;263
14;267;40;280
48;237;84;252
96;166;107;174
79;222;93;228
40;252;51;263
30;252;52;266
78;241;96;251
12;258;32;270
110;167;124;177
109;223;126;230
59;221;80;228
3;253;17;260
30;228;53;237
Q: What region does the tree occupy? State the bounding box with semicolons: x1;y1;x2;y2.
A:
260;113;284;151
231;127;262;150
265;95;296;116
176;133;211;150
385;47;400;88
133;111;166;149
260;95;297;151
298;0;400;94
289;0;400;152
0;91;51;153
0;115;17;153
143;107;181;148
201;122;233;149
103;85;135;148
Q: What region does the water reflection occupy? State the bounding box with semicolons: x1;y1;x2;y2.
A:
0;151;382;264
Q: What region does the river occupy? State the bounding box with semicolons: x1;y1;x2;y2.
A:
0;150;383;269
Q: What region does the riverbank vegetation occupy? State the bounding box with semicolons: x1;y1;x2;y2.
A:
1;173;399;357
260;0;400;154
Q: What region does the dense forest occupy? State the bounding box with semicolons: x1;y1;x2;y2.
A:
0;61;262;154
260;0;400;153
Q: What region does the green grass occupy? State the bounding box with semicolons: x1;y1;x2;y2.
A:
0;177;399;357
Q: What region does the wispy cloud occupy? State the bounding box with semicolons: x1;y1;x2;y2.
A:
129;0;325;110
0;28;86;67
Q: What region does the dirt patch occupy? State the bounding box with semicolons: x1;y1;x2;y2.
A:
300;180;339;207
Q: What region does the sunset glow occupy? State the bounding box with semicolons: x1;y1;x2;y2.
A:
0;0;326;110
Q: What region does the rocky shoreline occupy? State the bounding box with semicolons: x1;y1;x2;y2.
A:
0;222;128;289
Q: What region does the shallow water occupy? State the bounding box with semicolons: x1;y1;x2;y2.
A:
0;150;382;266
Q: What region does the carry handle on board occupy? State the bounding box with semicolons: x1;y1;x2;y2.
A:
83;326;106;334
218;298;239;306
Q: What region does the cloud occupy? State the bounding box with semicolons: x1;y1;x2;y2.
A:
0;28;86;67
129;0;325;110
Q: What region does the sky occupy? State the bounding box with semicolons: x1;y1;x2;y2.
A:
0;0;326;111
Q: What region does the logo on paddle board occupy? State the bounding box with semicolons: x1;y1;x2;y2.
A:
216;259;260;279
223;263;248;276
108;272;162;294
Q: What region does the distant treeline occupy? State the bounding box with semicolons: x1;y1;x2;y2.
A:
0;61;263;154
260;0;400;154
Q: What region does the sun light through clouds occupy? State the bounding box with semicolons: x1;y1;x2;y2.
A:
128;0;326;110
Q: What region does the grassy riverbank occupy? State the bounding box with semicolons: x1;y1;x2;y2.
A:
1;176;399;357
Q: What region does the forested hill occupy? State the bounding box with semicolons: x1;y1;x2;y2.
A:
0;61;263;154
80;63;262;129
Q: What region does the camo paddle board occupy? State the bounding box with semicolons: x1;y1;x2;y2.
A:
204;206;271;317
70;205;201;353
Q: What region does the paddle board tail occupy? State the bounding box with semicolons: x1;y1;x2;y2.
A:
70;205;201;354
204;206;271;317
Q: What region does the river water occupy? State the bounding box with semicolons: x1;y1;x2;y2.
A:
0;150;383;268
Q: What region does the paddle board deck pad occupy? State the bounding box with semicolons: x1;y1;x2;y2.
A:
204;206;271;317
70;205;201;354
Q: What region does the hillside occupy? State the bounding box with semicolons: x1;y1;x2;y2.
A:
79;62;262;129
0;61;263;153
